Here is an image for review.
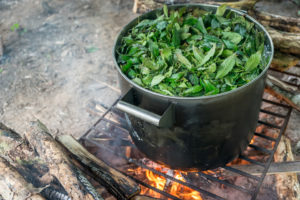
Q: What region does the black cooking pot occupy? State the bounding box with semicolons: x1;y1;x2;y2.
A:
113;4;274;170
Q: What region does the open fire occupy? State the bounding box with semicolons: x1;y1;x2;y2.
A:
128;166;203;200
80;91;293;200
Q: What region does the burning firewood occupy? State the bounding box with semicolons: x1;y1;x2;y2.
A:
25;121;104;200
0;157;45;200
56;135;141;200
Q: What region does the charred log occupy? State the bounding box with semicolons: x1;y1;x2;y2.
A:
0;157;45;200
265;78;300;112
57;135;141;200
25;121;103;200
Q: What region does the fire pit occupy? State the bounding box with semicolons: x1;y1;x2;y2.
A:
80;84;294;199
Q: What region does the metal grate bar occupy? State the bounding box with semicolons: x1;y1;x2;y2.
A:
131;177;182;200
262;98;290;108
257;120;282;129
254;132;277;142
197;172;253;194
250;106;293;200
81;92;293;200
239;155;266;167
248;144;272;154
127;158;225;200
222;166;260;181
259;109;287;118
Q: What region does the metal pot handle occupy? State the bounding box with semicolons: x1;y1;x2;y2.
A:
116;88;174;128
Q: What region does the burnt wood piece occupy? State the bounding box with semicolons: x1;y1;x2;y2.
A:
57;135;141;200
250;9;300;33
274;136;300;200
0;157;45;200
133;0;258;13
25;121;104;200
224;161;300;176
265;79;300;112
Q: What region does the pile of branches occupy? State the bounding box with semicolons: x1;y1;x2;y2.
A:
0;121;156;200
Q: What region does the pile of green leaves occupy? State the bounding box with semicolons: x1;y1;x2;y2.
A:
117;5;268;97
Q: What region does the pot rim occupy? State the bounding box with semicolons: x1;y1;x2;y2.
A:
113;3;274;100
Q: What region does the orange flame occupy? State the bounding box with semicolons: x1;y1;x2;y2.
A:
129;167;202;200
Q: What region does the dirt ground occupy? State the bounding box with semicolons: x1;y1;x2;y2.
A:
0;0;299;146
0;0;138;138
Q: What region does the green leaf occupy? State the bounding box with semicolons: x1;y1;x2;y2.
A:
121;60;133;72
156;21;167;30
207;63;216;73
149;40;160;57
200;43;216;66
172;26;181;47
161;48;172;61
216;54;236;79
165;67;173;77
132;77;143;85
201;80;219;95
245;51;261;72
188;74;199;85
141;66;150;75
193;45;204;61
222;32;243;44
195;17;207;34
216;4;227;16
163;4;168;18
183;85;203;96
175;50;193;69
143;58;159;70
170;72;184;81
151;74;165;87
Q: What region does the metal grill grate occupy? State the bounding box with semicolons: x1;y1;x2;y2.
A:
80;67;300;200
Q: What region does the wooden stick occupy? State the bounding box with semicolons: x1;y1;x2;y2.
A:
267;75;298;94
0;157;45;200
224;161;300;176
25;121;104;200
57;135;141;200
274;136;300;200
